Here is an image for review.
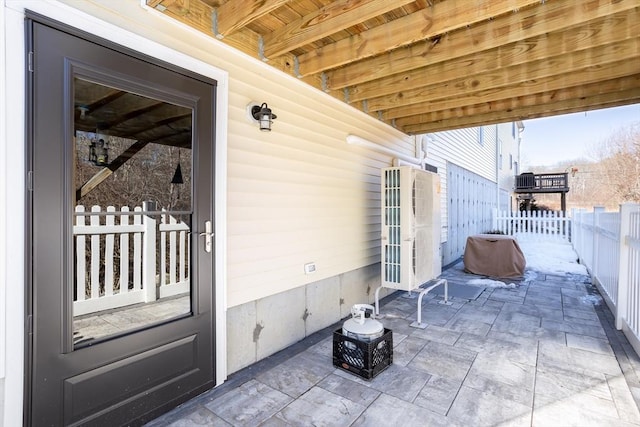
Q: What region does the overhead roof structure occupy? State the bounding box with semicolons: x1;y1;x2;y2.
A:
148;0;640;134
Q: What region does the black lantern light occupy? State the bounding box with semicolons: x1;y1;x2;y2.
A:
251;102;277;131
89;137;109;166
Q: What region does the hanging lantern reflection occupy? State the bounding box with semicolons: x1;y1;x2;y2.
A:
171;163;184;184
89;137;109;166
171;150;184;204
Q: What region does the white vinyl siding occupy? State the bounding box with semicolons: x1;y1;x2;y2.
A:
444;163;496;265
225;90;411;307
423;126;497;241
498;122;521;210
423;122;522;241
426;126;497;182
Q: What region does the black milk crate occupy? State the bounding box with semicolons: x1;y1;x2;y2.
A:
332;328;393;380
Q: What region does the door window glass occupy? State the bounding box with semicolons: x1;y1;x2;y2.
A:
73;77;193;347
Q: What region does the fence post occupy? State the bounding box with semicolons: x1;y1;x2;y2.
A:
75;206;86;301
616;203;632;330
105;206;115;296
90;206;101;300
570;208;576;245
142;201;157;303
592;206;605;279
492;207;498;231
119;206;130;293
133;207;142;290
576;208;587;257
160;211;167;289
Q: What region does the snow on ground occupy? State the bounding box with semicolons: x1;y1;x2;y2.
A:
517;239;588;276
467;278;516;289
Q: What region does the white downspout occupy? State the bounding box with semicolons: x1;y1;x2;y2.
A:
346;134;425;167
495;125;500;211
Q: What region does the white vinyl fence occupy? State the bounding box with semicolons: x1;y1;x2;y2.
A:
491;208;570;241
572;204;640;357
74;203;190;316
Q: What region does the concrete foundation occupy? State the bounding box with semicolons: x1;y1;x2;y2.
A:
226;262;391;374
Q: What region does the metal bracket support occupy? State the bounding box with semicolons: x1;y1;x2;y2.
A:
375;278;452;327
410;278;451;329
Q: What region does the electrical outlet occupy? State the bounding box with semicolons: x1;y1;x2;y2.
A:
304;262;316;274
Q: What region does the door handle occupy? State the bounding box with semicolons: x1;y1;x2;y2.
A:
199;220;213;253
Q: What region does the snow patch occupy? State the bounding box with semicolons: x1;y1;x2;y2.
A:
467;278;516;289
517;240;587;276
581;294;603;306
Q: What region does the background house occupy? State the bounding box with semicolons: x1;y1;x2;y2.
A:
423;122;524;265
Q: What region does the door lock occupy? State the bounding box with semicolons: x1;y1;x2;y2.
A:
199;220;213;253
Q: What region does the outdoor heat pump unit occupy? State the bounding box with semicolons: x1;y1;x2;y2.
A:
376;166;446;327
380;166;442;292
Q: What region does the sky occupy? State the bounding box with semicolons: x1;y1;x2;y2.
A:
520;104;640;168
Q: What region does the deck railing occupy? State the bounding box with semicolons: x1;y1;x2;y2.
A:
491;209;570;241
514;173;569;192
74;203;190;316
572;204;640;357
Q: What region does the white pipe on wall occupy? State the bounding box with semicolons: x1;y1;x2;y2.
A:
346;134;425;166
495;125;501;211
393;158;419;167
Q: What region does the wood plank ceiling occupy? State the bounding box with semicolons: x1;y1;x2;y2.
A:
148;0;640;135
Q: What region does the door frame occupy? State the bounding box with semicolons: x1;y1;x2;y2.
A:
2;1;228;424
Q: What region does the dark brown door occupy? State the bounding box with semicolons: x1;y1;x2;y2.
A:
27;17;216;426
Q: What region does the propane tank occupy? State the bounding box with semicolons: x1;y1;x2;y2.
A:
342;304;384;342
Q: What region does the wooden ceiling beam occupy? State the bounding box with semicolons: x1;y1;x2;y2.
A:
77;140;150;201
154;1;640;135
296;0;542;76
146;0;164;8
155;0;215;35
381;58;640;121
400;82;640;134
214;0;293;38
154;0;297;74
366;38;640;112
347;11;640;103
394;74;640;133
396;74;640;127
263;0;415;59
326;0;639;89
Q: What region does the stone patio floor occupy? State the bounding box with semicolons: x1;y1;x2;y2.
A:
145;262;640;426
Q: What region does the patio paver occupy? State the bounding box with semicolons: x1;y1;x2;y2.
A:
146;261;640;426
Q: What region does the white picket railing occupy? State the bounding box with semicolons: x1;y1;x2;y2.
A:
572;204;640;357
159;214;190;298
74;204;190;316
491;208;570;241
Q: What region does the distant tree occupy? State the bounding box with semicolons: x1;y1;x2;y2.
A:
525;121;640;210
596;123;640;203
75;132;192;212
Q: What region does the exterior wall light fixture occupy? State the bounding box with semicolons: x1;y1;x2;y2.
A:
250;102;277;131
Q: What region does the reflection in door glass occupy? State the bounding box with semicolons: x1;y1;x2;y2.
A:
73;77;193;348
